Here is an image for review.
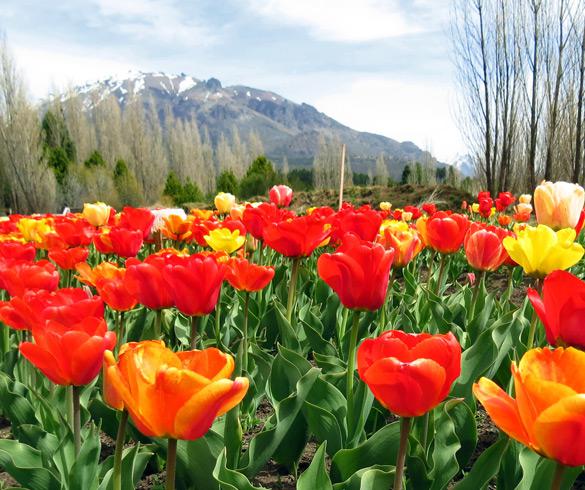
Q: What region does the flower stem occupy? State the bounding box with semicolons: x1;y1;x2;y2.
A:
527;278;542;350
165;438;177;490
286;258;301;323
550;462;565;490
112;410;128;490
346;310;361;437
434;254;447;295
154;309;162;339
215;289;223;349
190;315;199;350
242;292;250;374
72;385;81;456
468;271;485;322
393;417;411;490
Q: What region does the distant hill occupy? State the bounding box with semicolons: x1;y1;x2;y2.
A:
69;71;442;178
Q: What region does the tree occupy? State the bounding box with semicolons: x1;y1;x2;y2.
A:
247;130;264;161
0;37;56;212
163;171;183;202
239;155;277;198
216;170;238;195
113;159;143;206
84;150;107;168
401;164;412;184
436;167;447;183
313;135;350;189
374;153;389;185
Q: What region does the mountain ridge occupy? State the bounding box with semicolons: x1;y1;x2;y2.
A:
68;71;442;177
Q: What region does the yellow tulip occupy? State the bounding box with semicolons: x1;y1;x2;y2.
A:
214;192;236;214
83;202;111;227
519;194;532;204
380;219;409;234
379;201;392;211
204;228;245;254
534;181;585;230
503;224;584;278
471;203;480;214
16;218;53;245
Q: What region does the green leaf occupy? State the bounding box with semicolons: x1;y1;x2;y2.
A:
273;302;300;351
331;422;400;483
297;442;332;490
68;424;101;490
98;443;153;490
332;465;395;490
514;447;581;490
454;438;509;490
428;400;463;490
0;372;36;427
0;439;61;490
213;449;267;490
241;367;320;478
175;430;224;490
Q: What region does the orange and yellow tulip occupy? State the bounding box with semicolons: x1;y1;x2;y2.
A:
474;347;585;467
103;340;248;440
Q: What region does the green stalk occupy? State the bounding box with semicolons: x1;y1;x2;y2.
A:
468;271;485;323
434;254;447;295
286;258;301;323
154;309;162;339
526;278;542;350
215;288;223;349
112;410;128;490
190;315;200;350
165;438;177;490
72;385;81;456
393;417;411;490
67;384;74;434
550;462;565;490
346;310;361;437
242;292;250;374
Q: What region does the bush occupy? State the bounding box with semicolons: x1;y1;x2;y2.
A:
216;170;239;195
84;150;107;168
239;155;276;198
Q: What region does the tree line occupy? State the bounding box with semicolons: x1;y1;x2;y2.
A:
453;0;585;192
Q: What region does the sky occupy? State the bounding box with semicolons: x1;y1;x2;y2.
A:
0;0;465;162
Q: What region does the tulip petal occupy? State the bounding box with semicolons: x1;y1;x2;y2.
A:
534;394;585;466
362;357;446;417
175;377;249;440
519;347;585;393
527;287;557;345
176;348;235;381
19;342;68;385
473;378;532;448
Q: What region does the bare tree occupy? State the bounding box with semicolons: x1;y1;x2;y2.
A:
374;153;389;185
573;3;585;181
0;37;56;213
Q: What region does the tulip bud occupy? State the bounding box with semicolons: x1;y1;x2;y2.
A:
214;192;236;214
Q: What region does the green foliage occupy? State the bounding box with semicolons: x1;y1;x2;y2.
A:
401;164;411;184
164;171;203;205
112;159;143;206
216;170;239;195
239;155;277;198
84;150;107;168
353;173;369;186
41;110;76;162
287;168;314;191
436;166;447;183
46;147;70;186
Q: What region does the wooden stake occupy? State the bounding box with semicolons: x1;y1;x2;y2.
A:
338;143;346;210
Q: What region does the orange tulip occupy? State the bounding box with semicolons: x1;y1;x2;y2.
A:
162;214;193;241
474;347;585;467
75;261;120;287
103;340;249;440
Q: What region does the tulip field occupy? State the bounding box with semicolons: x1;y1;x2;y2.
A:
1;182;585;490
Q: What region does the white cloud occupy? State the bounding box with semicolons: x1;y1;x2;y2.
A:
245;0;421;42
88;0;215;47
12;45;141;99
311;77;465;162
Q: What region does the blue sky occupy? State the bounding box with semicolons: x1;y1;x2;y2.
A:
1;0;463;161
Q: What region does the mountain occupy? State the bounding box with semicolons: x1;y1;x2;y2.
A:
449;154;475;178
72;71;440;177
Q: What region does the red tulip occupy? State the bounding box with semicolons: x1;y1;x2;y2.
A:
0;241;36;261
528;270;585;349
329;205;382;243
358;330;461;417
242;203;293;240
317;233;394;311
20;317;115;386
162;255;226;316
264;215;330;257
417;211;469;254
422;203;437;216
269;185;293;207
0;288;103;331
48;246;89;270
225;258;275;292
95;267;137;312
53;219;95;247
125;255;176;310
0;259;60;297
118;207;155;239
464;222;511;272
